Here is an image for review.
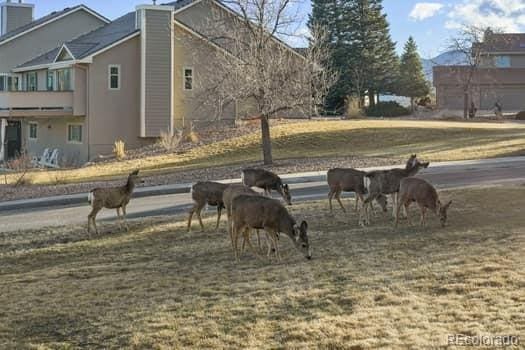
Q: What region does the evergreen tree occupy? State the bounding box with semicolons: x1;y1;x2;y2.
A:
309;0;399;109
399;36;429;110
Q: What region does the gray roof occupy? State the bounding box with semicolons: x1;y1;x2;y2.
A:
17;0;197;69
0;5;109;45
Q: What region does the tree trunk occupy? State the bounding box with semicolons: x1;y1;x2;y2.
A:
260;115;273;165
463;90;469;119
410;97;415;113
368;90;375;108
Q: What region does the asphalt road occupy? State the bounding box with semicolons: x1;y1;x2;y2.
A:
1;158;524;232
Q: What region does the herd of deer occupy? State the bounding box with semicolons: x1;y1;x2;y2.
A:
86;155;452;262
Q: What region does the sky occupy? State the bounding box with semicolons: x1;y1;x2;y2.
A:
31;0;525;59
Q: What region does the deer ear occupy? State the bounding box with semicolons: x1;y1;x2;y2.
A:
423;162;430;168
445;200;452;209
131;170;139;176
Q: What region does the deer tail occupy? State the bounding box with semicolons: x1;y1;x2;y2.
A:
363;176;371;193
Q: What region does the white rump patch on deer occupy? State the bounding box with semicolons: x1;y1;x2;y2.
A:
87;192;94;206
364;176;371;192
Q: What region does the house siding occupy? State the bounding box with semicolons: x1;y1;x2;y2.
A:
2;5;33;35
87;35;149;159
142;9;173;137
0;10;106;73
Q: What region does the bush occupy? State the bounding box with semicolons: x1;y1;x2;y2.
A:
345;96;363;119
158;130;183;152
113;139;126;160
365;101;410;118
516;111;525;120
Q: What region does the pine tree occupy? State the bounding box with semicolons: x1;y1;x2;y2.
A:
399;36;429;110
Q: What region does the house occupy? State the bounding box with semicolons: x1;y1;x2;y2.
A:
433;32;525;113
0;0;284;166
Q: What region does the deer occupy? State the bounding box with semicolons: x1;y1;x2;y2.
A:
187;181;229;232
241;168;292;205
361;155;430;226
327;167;388;215
87;170;143;234
395;177;452;228
231;195;311;262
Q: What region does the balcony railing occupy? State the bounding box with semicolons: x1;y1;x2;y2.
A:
0;91;75;117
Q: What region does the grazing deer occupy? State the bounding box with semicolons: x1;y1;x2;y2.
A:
395;177;452;227
362;155;429;225
241;168;292;205
87;170;143;234
327;168;388;214
231;195;311;261
187;181;229;232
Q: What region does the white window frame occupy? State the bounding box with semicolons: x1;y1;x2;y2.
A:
183;67;193;91
67;123;83;144
28;122;38;141
108;64;121;90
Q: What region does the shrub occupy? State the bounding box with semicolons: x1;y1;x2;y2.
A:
113;139;126;160
345;96;363;119
158;130;183;152
186;131;200;144
365;101;411;118
516;111;525;120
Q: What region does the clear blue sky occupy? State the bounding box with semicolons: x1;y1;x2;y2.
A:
33;0;525;59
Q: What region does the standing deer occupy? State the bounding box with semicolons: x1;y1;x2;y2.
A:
361;155;429;225
87;170;143;234
327;168;388;214
241;168;292;205
187;181;228;232
231;195;311;261
395;177;452;227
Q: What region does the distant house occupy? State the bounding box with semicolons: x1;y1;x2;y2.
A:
433;33;525;112
0;0;295;165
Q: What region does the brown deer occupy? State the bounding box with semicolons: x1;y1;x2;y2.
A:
222;184;262;249
327;168;388;214
241;168;292;205
395;177;452;227
361;155;429;225
231;195;311;261
87;170;143;234
187;181;228;232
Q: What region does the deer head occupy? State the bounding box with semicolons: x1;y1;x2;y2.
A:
279;184;292;205
438;200;452;227
292;221;311;260
127;169;144;188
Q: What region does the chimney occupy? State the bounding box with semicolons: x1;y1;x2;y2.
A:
1;1;35;36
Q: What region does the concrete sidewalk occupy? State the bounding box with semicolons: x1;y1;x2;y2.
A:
1;156;524;212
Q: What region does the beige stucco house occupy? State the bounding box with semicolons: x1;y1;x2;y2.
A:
433;33;525;113
0;0;266;165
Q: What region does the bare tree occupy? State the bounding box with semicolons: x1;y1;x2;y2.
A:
190;0;336;165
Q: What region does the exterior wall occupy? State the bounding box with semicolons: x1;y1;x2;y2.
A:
172;25;236;129
22;117;88;166
511;55;525;68
0;10;106;73
140;8;173;137
434;66;525;111
87;35;149;159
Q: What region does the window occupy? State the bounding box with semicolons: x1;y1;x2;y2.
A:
47;71;55;91
26;71;37;91
183;68;193;91
495;56;511;68
8;76;19;91
67;124;83;143
108;65;120;90
56;68;71;91
0;75;5;92
28;122;38;140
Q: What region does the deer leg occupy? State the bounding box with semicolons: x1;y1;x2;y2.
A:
335;190;346;212
256;229;262;251
88;207;101;235
215;206;222;230
405;203;412;226
391;193;398;218
122;206;129;231
196;204;206;232
116;208;122;230
395;199;402;228
187;204;196;232
419;205;427;226
328;189;335;212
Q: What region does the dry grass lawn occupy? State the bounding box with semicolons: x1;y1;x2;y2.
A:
8;119;525;185
1;186;524;349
